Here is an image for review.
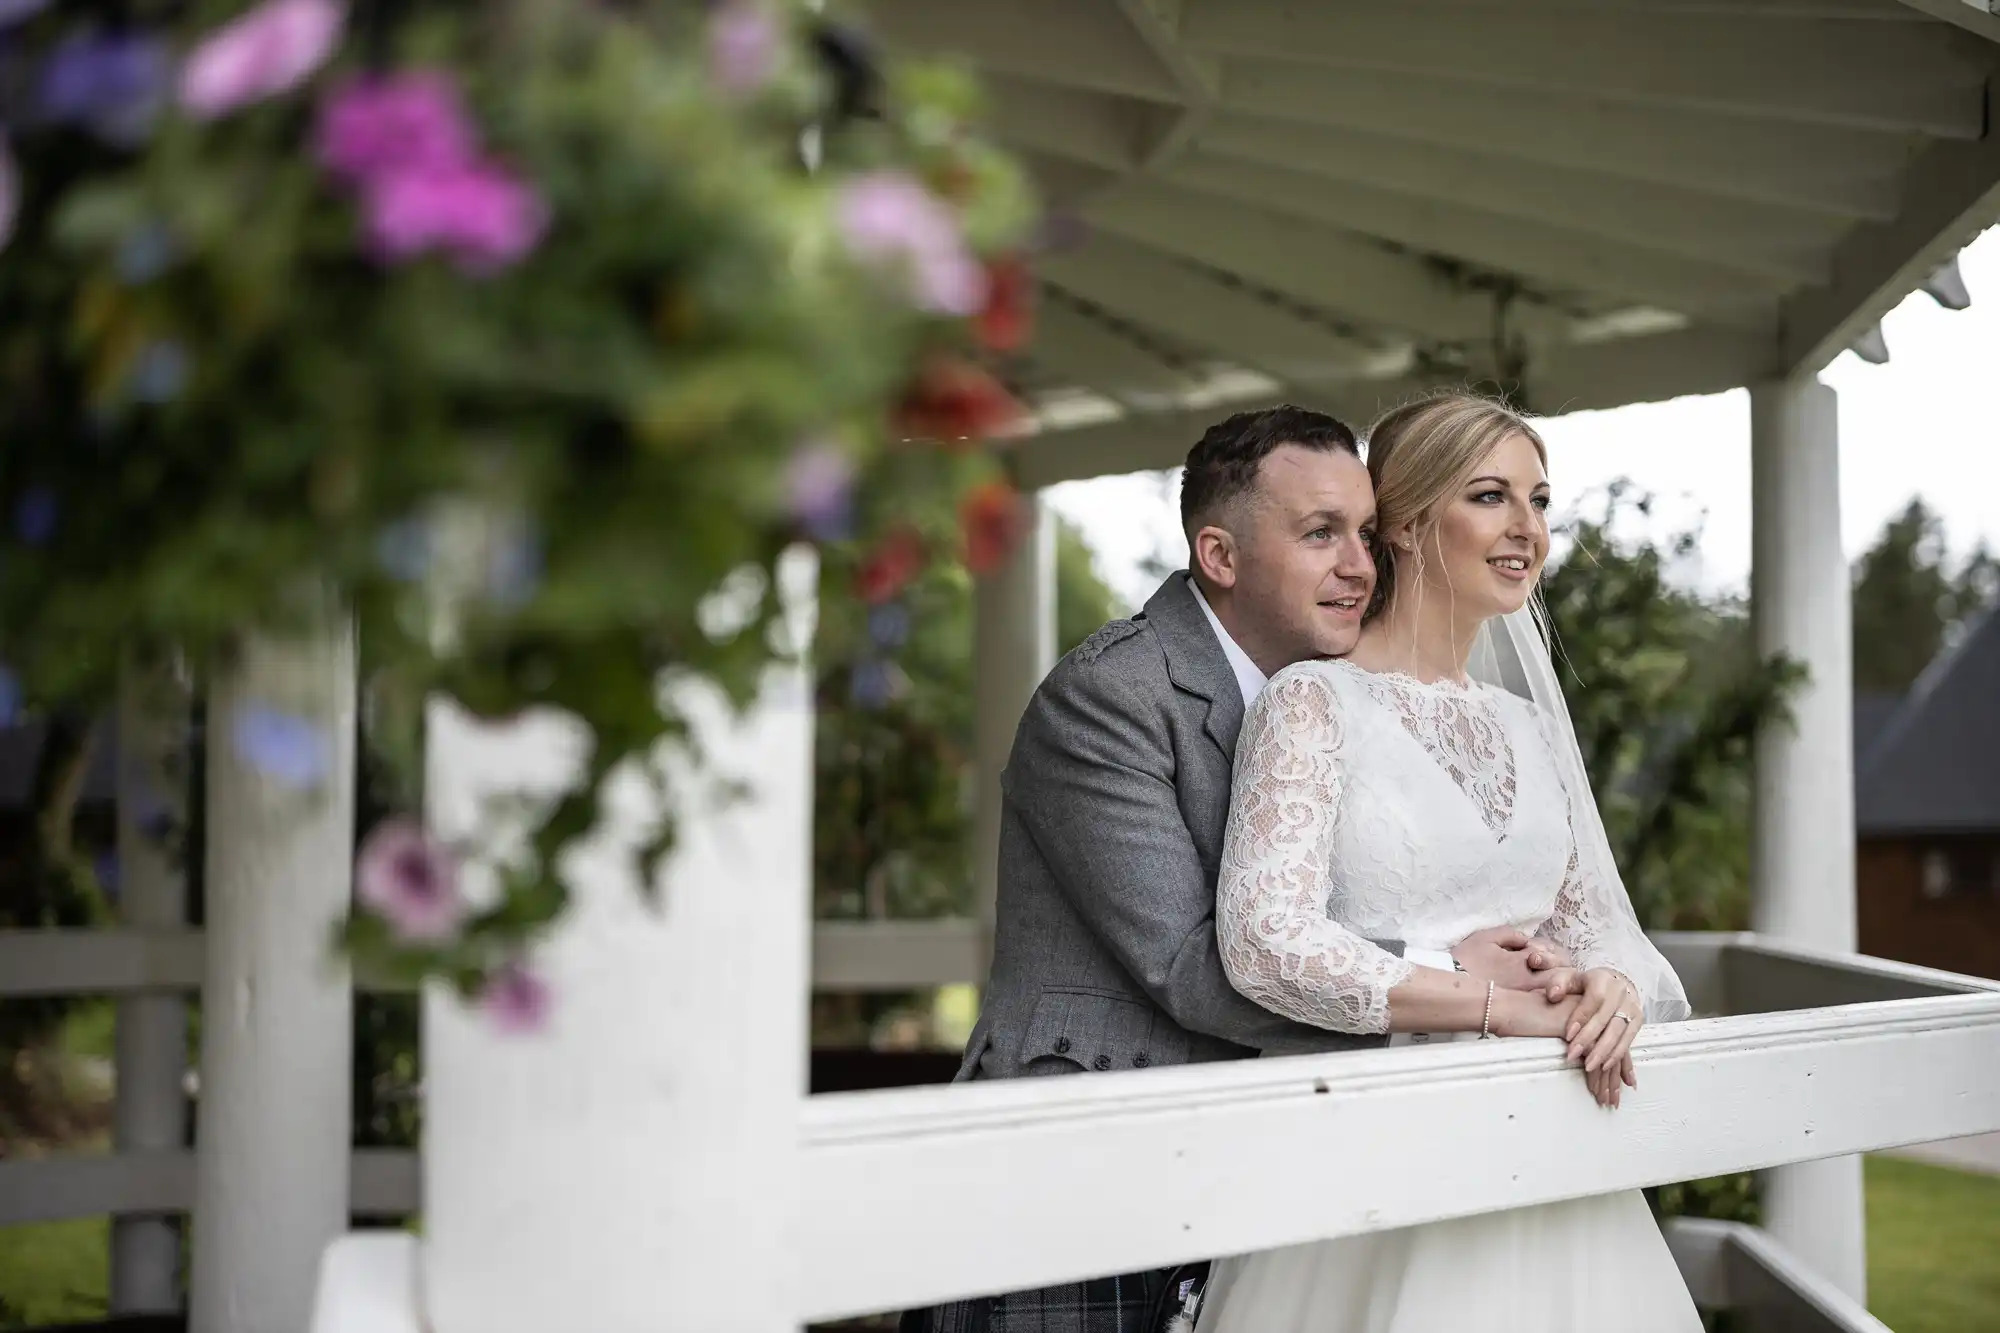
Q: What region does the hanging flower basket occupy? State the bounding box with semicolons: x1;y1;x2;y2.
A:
0;0;1039;1023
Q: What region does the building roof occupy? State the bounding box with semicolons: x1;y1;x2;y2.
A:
1857;603;2000;836
869;1;2000;487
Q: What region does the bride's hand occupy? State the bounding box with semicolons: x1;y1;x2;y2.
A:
1490;987;1582;1040
1565;968;1643;1108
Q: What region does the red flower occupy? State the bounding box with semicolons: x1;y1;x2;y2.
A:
856;526;926;604
895;357;1024;446
961;480;1027;576
976;255;1033;353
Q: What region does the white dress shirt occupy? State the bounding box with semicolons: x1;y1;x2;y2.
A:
1189;578;1458;980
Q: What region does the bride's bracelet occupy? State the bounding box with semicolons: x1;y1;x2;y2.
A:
1479;980;1495;1039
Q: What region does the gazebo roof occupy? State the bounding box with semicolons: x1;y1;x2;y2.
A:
872;0;2000;484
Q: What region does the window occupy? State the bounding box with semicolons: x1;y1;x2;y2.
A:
1921;850;1952;900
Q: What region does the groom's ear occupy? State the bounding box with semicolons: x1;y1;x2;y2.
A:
1193;524;1239;589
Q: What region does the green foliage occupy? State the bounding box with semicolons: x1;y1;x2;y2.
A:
0;1;1035;1003
812;516;1118;926
1852;498;1999;693
1542;485;1803;932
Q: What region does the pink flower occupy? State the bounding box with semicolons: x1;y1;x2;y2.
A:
316;72;475;185
180;0;343;121
479;959;552;1035
708;1;784;97
785;438;854;541
0;134;16;257
363;159;547;274
356;818;466;943
836;171;985;317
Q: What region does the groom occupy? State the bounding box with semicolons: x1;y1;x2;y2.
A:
903;405;1569;1333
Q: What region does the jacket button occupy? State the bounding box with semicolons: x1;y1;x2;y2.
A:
1053;1037;1071;1054
1092;1054;1112;1071
1133;1053;1150;1068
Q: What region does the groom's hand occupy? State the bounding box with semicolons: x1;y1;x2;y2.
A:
1450;927;1572;992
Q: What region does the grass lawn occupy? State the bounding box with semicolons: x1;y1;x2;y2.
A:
1866;1155;2000;1333
0;1217;106;1328
0;1157;1992;1328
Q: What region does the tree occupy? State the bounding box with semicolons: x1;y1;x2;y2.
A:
1852;499;1999;692
1540;486;1803;1229
808;518;1118;1044
1541;487;1803;936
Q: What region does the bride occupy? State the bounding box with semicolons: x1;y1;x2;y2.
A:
1197;393;1702;1333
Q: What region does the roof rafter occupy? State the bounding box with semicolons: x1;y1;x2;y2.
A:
1780;76;2000;374
1185;0;1989;135
1212;62;1911;220
1085;181;1574;345
1197;116;1842;283
1157;155;1802;318
1008;323;1774;488
1038;238;1388;381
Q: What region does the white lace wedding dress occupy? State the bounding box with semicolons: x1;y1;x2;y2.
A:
1197;657;1702;1333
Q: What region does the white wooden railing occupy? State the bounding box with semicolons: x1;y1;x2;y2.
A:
7;924;1999;1330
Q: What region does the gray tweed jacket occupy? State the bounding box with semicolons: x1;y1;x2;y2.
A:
960;570;1399;1082
904;575;1399;1333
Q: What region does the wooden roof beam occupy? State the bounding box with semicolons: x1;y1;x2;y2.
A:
1185;1;1990;137
1779;77;2000;374
1155;155;1804;317
1037;237;1390;383
1196;116;1844;284
1212;64;1911;221
1084;181;1574;345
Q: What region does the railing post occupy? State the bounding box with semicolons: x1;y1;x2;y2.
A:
420;551;816;1333
1748;375;1866;1303
970;492;1055;969
189;618;358;1333
110;661;192;1315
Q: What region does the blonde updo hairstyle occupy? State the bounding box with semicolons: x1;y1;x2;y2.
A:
1362;392;1548;622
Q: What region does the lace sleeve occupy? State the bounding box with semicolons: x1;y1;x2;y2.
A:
1532;708;1692;1023
1216;666;1416;1034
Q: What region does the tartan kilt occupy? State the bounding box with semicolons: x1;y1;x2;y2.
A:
898;1264;1195;1333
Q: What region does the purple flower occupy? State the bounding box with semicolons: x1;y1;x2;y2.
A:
180;0;343;121
784;439;854;541
708;1;784;97
356;817;465;943
315;72;475;186
0;0;50;30
15;487;56;545
362;159;547;274
39;30;172;144
835;171;985;317
0;134;15;257
130;341;190;403
479;958;552;1035
0;665;19;726
230;703;330;789
866;601;910;650
850;657;907;709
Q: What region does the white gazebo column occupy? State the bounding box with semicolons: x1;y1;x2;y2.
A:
421;550;817;1333
1748;375;1865;1302
190;621;358;1333
970;493;1057;964
111;662;190;1315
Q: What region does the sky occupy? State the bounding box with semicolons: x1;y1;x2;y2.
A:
1046;226;2000;612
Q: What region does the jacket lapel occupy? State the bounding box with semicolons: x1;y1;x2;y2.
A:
1143;573;1247;761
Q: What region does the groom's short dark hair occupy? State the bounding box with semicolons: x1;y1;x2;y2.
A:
1179;405;1359;534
